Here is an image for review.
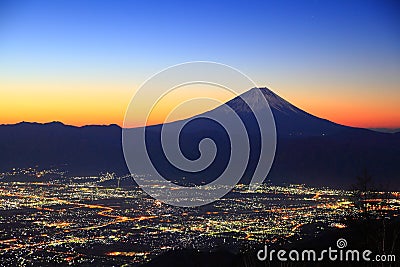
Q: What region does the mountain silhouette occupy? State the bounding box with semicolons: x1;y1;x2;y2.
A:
0;88;399;188
226;87;355;137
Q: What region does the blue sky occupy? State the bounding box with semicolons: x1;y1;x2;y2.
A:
1;0;399;127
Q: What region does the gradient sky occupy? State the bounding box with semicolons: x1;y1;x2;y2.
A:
1;0;399;128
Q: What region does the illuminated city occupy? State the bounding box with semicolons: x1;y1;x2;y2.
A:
1;168;399;266
1;1;399;266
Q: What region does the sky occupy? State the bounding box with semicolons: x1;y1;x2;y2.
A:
1;0;399;128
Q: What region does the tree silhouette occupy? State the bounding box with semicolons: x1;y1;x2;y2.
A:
352;169;374;217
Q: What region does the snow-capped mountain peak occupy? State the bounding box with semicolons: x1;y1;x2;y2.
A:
225;87;300;114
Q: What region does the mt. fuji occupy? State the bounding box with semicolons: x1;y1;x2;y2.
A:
219;87;359;137
0;87;399;188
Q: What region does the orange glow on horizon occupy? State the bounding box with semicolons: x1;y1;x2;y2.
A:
286;98;400;129
140;84;236;127
1;79;399;129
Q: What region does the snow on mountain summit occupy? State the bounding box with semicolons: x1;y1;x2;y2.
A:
225;87;300;114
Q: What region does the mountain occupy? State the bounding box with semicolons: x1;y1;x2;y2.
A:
224;87;359;137
0;88;399;188
140;88;400;188
0;122;127;175
370;128;400;134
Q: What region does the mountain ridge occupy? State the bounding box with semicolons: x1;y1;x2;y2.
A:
1;87;399;188
3;88;397;135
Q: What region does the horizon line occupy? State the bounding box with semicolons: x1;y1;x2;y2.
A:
2;87;399;131
1;120;399;133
